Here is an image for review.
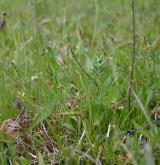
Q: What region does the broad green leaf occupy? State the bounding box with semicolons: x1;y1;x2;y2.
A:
102;85;119;104
143;144;155;165
101;76;112;93
38;152;45;165
18;157;30;165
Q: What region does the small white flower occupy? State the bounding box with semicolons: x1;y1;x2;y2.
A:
31;76;38;81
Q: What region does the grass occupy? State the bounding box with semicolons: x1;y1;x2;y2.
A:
0;0;160;164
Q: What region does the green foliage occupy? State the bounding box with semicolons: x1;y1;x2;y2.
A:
0;0;160;164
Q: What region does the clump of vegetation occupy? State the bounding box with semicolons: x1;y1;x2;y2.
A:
0;0;160;164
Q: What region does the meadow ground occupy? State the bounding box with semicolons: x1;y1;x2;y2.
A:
0;0;160;164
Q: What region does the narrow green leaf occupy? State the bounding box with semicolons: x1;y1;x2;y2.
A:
29;103;56;131
85;56;93;73
131;88;156;133
145;88;154;108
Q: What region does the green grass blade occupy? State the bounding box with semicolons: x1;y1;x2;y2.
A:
28;103;56;131
131;87;156;133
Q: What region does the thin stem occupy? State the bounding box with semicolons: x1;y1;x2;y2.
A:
70;48;98;87
129;0;136;111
